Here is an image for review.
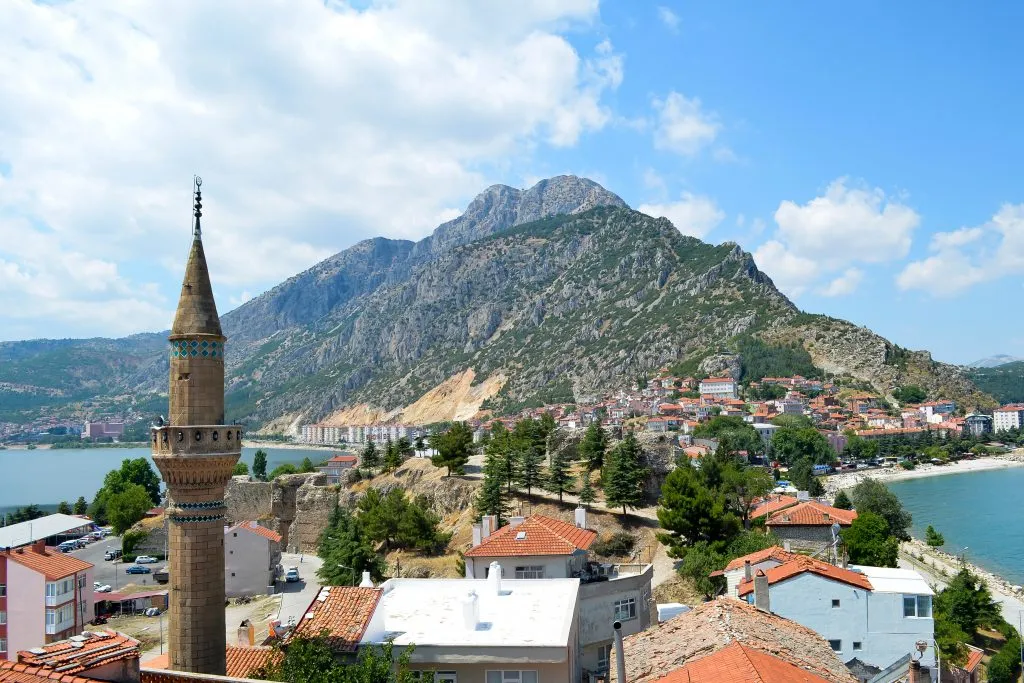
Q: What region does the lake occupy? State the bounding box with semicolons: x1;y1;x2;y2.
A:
888;467;1024;585
0;445;340;513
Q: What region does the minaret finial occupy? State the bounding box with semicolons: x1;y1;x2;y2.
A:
193;176;203;238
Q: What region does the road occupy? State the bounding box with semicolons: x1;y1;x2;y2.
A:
276;552;324;627
65;535;164;592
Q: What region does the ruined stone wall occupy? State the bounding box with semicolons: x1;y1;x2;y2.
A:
224;476;274;523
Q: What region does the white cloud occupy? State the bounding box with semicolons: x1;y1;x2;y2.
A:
898;203;1024;295
0;0;621;338
651;92;720;156
821;268;864;297
752;240;820;299
735;213;746;228
638;193;724;239
657;6;680;32
750;217;767;235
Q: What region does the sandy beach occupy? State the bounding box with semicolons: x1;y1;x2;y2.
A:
824;452;1024;497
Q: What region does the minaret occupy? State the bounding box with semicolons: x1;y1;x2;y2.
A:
152;178;240;674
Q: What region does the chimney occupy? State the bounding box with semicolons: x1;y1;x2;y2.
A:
462;590;479;630
32;539;46;554
909;659;922;683
488;561;502;595
612;620;626;683
508;516;525;529
236;619;255;646
359;571;374;588
472;524;482;548
753;570;770;612
481;516;493;539
574;507;587;529
783;540;791;552
743;560;752;581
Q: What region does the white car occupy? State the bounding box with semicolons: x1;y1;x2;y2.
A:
93;582;112;593
134;555;157;564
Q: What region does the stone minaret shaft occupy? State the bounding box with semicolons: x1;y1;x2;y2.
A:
152;179;240;675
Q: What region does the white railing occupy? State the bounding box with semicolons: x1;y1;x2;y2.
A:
44;593;74;608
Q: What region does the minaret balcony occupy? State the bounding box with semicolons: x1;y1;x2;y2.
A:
151;425;243;456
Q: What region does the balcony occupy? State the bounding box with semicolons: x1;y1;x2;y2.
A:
45;616;75;635
44;593;74;608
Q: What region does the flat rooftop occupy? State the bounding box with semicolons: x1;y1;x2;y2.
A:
851;565;934;596
363;578;579;649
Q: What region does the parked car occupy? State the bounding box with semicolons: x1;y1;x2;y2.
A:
93;582;112;593
144;607;161;617
74;539;88;549
285;567;300;583
134;555;157;564
104;549;122;561
125;565;151;574
58;541;76;553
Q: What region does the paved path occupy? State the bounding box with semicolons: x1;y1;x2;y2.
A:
276;552;324;628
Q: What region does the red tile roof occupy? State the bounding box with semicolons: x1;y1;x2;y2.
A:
654;641;834;683
327;455;358;464
225;646;282;678
737;556;873;596
723;546;802;573
464;515;597;557
11;630;140;677
964;646;984;673
750;495;799;520
289;586;381;652
0;663;96;683
230;521;283;544
5;546;92;580
766;501;857;527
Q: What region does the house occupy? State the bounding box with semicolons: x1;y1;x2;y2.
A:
615;597;856;683
748;496;799;523
737;560;936;679
918;401;956;420
962;414;993;438
464;512;653;678
651;641;835;683
698;377;738;400
294;579;582;683
752;423;779;446
646;417;668;433
224;521;282;597
1;540;94;658
1;629;141;683
993;405;1024;432
711;545;801;597
765;502;857;553
317;455;359;483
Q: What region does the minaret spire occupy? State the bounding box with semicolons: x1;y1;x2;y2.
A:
193;176;202;238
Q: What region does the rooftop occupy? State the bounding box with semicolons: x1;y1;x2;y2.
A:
5;544;93;580
363;577;579;650
0;514;95;549
144;647;281;679
738;557;873;596
464;515;596;557
766;501;857;527
654;641;834;683
749;495;799;521
11;630;139;677
289;586;382;653
722;546;801;573
851;565;933;596
228;521;283;544
616;598;856;683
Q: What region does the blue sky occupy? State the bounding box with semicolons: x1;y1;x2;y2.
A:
2;1;1022;364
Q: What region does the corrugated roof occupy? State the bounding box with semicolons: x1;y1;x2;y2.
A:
766;501;857;527
737;557;873;596
464;515;596;557
289;586;381;652
5;546;92;580
654;641;834;683
0;514;95;549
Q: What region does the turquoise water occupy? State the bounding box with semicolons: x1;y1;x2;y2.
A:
0;446;340;511
888;468;1024;585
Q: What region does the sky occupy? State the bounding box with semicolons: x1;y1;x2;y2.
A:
2;1;1023;364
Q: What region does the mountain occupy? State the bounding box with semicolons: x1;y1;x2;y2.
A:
966;354;1024;369
0;176;995;430
969;361;1024;404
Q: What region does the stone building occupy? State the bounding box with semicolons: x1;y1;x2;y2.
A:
151;179;241;675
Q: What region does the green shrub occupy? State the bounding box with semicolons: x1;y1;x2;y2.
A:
900;460;916;470
591;531;636;558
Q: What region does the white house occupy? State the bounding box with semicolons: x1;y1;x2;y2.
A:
994;404;1024;432
224;521;282;597
737;557;936;680
713;545;801;597
464;512;653;679
699;377;738;399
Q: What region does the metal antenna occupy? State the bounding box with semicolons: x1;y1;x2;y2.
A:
193;176;203;238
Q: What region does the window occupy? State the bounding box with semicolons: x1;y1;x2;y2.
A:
46;610;55;626
831;599;840;608
597;644;612;671
904;595;932;618
0;584;6;597
853;642;862;651
0;611;6;624
486;672;537;683
0;639;6;653
613;597;637;621
828;640;842;652
515;566;544;579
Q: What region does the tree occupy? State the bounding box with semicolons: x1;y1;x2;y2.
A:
317;505;385;585
678;542;727;599
934;567;1000;637
850;478;912;540
841;512;899;567
603;431;647;516
722;465;773;529
771;425;834;465
844;435;879;461
893;385;927;404
233;462;250;476
578;471;595;508
485;423;518;496
252;449;268;481
475;452;509;525
268;463;299;479
57;501;73;515
357;488;449;553
89;458;162;524
694;416;763;457
384;438;402;473
107;483;154;535
362;439;381;471
255;636;415;683
430;422;473;476
579;422;608;473
300;457;316;473
396;436;414;460
787;457;816;492
543;446;573;502
833;490;853;510
658;462;740;555
925;525;945;548
73;496;88;515
414;435;426;453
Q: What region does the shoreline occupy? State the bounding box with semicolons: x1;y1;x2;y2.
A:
825;452;1024;496
242;440;342;451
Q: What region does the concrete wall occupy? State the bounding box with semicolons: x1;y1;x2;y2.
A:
7;560;43;658
403;660;570;683
466;555;577;580
577;566;653;674
224;529;275;598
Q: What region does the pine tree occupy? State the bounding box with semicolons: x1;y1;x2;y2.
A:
73;496;88;515
515;433;546;497
476;452;509;524
578;471;596;508
543;447;573;502
384;437;402;473
430;422;473;476
362;439;381;471
604;431;647;516
579;422;608;473
57;501;72;515
833;490;853;510
252;449;268;481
